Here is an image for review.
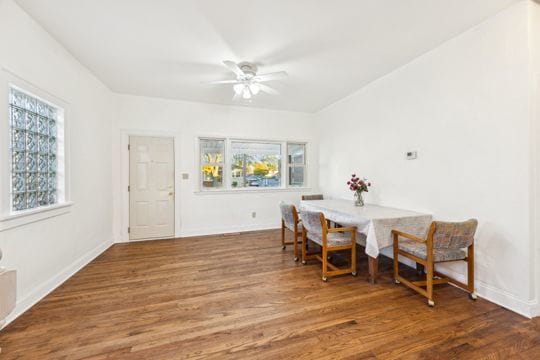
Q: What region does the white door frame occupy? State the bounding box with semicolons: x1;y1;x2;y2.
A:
120;129;182;242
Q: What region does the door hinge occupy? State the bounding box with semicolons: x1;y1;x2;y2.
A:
128;185;130;192
128;144;130;150
128;227;130;234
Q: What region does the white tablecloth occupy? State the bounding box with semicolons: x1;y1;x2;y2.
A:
299;199;432;258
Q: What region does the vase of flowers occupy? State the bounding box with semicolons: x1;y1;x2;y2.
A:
347;174;371;207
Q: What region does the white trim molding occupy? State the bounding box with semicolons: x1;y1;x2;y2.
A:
179;222;280;238
119;129;182;242
0;201;73;232
380;247;538;318
2;238;112;330
436;266;537;318
0;68;72;230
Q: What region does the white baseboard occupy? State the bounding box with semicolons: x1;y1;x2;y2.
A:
2;239;113;329
380;248;536;318
435;266;536;318
115;228;540;318
113;224;281;243
528;300;540;318
179;222;280;238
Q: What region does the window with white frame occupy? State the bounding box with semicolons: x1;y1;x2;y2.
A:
199;138;307;191
231;141;281;188
9;86;63;212
287;143;306;187
200;138;224;189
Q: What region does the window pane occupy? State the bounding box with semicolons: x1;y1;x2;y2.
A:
200;139;224;189
200;139;224;164
289;166;305;187
231;141;281;188
288;143;305;165
201;165;223;188
9;87;58;212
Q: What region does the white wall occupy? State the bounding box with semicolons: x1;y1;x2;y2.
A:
316;1;536;316
0;0;115;325
529;0;540;317
0;0;537;327
112;94;318;241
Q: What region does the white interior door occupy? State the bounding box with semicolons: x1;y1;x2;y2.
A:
129;136;175;240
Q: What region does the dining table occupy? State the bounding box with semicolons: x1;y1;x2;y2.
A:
299;199;433;283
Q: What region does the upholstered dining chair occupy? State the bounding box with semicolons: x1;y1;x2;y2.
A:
279;202;303;261
300;210;357;281
301;194;338;227
301;194;323;201
392;219;478;307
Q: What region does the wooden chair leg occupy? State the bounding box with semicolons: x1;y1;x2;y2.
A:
281;220;286;250
468;244;477;300
293;230;299;262
351;233;357;276
322;246;328;282
301;230;307;264
426;261;434;307
393;234;400;284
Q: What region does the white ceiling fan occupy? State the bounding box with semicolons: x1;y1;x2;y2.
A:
209;61;287;101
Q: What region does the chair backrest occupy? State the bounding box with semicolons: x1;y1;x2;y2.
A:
430;219;478;249
299;210;325;237
279;202;298;230
301;194;323;201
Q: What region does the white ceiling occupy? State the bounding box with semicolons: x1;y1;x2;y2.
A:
16;0;519;113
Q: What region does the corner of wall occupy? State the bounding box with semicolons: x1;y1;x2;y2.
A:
528;0;540;318
2;237;113;329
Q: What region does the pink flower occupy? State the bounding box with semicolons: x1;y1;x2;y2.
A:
368;183;371;186
352;174;356;178
347;181;351;185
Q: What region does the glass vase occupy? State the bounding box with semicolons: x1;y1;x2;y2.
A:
354;191;365;207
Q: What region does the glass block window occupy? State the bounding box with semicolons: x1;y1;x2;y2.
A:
9;87;58;211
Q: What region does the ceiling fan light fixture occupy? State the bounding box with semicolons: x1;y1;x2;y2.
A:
214;61;286;101
233;83;244;95
248;83;260;95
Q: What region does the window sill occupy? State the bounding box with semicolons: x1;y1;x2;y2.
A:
0;202;74;232
194;187;312;195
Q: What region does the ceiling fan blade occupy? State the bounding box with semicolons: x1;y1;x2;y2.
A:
253;71;288;82
223;60;245;77
258;83;280;95
207;79;239;84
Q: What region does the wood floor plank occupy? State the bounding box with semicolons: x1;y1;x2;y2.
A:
0;229;538;359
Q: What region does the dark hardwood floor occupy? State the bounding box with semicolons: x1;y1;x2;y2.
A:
0;229;538;359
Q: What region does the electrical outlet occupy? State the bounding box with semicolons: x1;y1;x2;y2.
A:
252;212;256;218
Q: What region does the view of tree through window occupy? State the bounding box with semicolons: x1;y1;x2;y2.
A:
200;139;224;189
288;143;306;187
231;142;281;188
199;138;306;191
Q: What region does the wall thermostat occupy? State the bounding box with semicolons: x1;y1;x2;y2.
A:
406;151;418;160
